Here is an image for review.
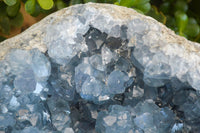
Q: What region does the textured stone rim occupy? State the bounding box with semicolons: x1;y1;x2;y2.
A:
0;3;200;61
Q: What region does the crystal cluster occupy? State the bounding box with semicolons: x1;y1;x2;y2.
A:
0;3;200;133
96;100;175;133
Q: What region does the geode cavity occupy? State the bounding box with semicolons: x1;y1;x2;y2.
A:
0;3;200;133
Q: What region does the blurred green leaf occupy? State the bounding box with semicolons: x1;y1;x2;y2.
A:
175;0;188;12
175;11;188;35
114;2;120;5
31;2;41;17
6;0;20;17
0;36;6;42
147;6;166;24
10;12;23;27
70;0;82;5
116;0;151;13
132;0;150;5
188;17;197;24
37;0;54;10
184;24;200;37
84;0;98;3
0;16;10;34
135;2;151;13
159;2;170;14
21;0;27;2
117;0;135;7
184;18;199;37
25;0;36;15
195;28;200;42
0;2;7;16
56;0;67;10
166;15;177;31
40;4;55;14
100;0;117;3
3;0;17;6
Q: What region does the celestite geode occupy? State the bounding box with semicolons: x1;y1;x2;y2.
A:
0;3;200;133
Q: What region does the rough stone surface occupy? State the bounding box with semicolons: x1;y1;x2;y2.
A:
0;3;200;133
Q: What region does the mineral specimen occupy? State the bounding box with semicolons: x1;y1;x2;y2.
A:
0;3;200;133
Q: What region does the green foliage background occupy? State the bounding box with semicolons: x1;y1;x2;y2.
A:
0;0;200;43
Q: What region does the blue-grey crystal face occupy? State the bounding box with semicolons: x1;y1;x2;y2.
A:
73;25;133;104
0;21;199;133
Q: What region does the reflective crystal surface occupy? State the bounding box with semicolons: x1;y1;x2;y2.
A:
0;3;200;133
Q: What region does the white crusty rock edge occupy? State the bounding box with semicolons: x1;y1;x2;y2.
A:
0;3;200;90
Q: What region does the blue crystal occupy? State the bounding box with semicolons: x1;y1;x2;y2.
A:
133;100;175;133
30;49;51;82
96;105;134;133
107;70;129;94
0;9;199;132
80;77;103;100
14;68;36;93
